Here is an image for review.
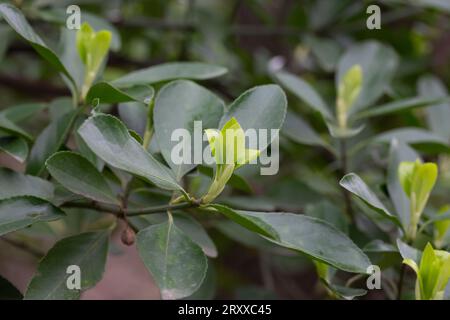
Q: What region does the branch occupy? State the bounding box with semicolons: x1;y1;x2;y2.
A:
62;201;197;217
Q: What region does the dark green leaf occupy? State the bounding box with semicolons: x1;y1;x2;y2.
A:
0;4;76;89
86;82;154;105
118;102;147;137
0;136;28;162
0;114;32;141
0;168;54;201
137;219;207;299
78;114;182;191
209;204;371;273
154;80;224;180
46;151;119;205
25;231;109;300
112;62;228;88
0;196;64;236
27;110;79;176
397;239;421;265
340;173;402;228
0;102;47;123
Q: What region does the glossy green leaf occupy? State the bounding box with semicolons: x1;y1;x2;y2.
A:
340;173;402;228
209;204;371;273
0;137;28;162
137;219;208;299
397;239;421;264
0;196;64;236
0;168;54;201
46;151;119;205
355;96;449;119
154;80;224;180
118;102;148;137
27;110;78;176
78;114;182;191
112;62;228;88
25;231;109;300
86;82;154;105
0;4;75;89
337;41;398;114
274;71;332;120
220;84;287;151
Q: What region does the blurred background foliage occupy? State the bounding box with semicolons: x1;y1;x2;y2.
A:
0;0;449;299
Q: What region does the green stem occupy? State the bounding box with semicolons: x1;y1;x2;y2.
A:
143;97;155;150
339;139;355;224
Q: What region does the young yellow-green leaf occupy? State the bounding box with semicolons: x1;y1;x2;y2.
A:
220;85;287;152
398;161;417;197
0;168;54;201
336;65;362;128
337;41;398;114
111;62;228;88
25;231;109;300
0;196;64;236
339;173;402;228
404;243;450;300
153;80;224;180
0;4;76;90
137;219;208;300
0;137;28;163
78;114;182;191
46;152;119;205
209;204;371;274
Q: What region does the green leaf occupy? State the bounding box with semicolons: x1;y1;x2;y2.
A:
112;62;228;88
0;114;32;141
355;96;449;119
25;231;109;300
0;102;47;123
0;275;22;300
118;102;148;137
27;110;79;176
78;114;182;191
340;173;402;228
0;4;76;89
220;84;287;151
0;136;28;162
154;80;224;180
418;75;450;140
46;151;119;205
0;168;54;201
274;71;332;120
305;35;341;72
397;239;422;265
173;213;217;258
86;82;154;105
137;219;208;300
282;111;332;151
372;128;450;154
209;204;371;273
337;41;398;114
0;196;64;236
387;140;419;229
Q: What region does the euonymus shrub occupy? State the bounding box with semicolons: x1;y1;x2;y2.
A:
0;4;373;300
